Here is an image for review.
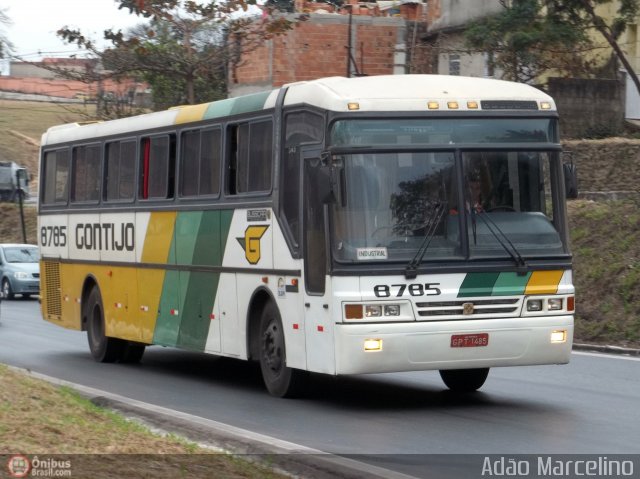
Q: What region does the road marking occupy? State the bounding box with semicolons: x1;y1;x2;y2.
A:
573;351;640;362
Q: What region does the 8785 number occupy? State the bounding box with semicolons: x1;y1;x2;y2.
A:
373;283;441;298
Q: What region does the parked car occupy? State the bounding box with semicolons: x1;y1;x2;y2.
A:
0;244;40;299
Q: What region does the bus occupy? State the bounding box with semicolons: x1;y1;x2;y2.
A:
38;75;574;397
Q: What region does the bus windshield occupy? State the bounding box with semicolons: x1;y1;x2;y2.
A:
329;148;566;264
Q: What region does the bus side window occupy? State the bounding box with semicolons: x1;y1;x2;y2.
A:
42;148;70;205
71;144;101;203
282;111;324;249
181;127;222;198
140;134;176;200
227;120;272;195
106;140;136;202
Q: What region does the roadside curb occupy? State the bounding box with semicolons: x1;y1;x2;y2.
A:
9;366;417;479
573;343;640;357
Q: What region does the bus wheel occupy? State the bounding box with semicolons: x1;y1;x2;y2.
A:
120;342;146;364
439;368;489;393
86;287;123;363
259;302;306;398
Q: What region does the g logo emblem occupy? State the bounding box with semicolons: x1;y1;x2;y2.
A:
237;225;269;264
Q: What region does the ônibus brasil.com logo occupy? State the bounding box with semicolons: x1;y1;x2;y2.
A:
7;455;31;478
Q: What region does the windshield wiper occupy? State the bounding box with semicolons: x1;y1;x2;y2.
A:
405;202;446;279
474;210;528;271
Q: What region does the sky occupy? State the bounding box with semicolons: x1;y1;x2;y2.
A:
2;0;141;62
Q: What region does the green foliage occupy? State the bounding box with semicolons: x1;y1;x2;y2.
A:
464;0;594;83
55;1;295;116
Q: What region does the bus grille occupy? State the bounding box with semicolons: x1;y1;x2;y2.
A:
415;298;521;320
43;261;62;319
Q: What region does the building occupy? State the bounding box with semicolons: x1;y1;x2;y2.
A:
0;58;149;106
228;0;429;96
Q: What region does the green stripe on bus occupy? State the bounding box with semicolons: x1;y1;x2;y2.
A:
457;272;500;298
177;210;230;351
203;91;272;120
153;227;181;346
491;272;532;296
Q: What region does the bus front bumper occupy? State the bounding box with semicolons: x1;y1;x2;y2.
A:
334;315;574;375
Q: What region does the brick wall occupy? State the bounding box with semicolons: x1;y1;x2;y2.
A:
229;15;409;96
0;76;144;101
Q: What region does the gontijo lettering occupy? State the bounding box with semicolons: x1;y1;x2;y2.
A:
75;222;135;251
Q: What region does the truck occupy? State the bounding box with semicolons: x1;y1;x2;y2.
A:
0;162;30;202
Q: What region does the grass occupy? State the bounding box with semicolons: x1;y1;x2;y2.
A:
0;100;96;186
568;199;640;347
0;365;288;478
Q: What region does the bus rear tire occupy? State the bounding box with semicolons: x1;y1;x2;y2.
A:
259;301;306;398
439;368;489;392
86;287;124;363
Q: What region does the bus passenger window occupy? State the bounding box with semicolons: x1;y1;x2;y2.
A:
71;144;101;203
227;120;272;195
42;149;70;205
141;135;176;200
106;140;135;201
200;128;221;196
180;128;221;197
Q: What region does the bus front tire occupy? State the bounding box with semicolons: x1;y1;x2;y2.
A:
439;368;489;393
259;302;306;398
86;287;124;363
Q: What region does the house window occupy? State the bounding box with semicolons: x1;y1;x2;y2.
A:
449;54;460;76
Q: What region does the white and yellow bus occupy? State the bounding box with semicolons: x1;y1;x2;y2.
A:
38;75;574;397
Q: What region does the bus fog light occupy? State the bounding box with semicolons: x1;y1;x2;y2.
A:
365;305;382;317
364;339;382;351
550;330;567;343
384;304;400;316
547;298;563;311
527;299;543;312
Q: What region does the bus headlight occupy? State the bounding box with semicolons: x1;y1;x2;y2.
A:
365;305;382;317
343;302;410;322
384;305;400;316
547;298;563;311
527;299;543;312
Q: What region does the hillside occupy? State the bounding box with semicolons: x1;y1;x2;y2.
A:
0;99;637;348
0;99;95;188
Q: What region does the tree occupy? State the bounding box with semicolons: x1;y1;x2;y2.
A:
54;0;295;116
464;0;595;84
0;8;13;60
464;0;640;95
556;0;640;95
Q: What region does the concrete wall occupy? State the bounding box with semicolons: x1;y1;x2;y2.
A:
549;77;626;139
427;0;502;30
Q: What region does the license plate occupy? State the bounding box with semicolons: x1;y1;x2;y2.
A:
451;333;489;348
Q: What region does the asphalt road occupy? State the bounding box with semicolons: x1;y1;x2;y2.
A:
2;299;639;478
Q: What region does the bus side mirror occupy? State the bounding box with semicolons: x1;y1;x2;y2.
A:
562;152;578;199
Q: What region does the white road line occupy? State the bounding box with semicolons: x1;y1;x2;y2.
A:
573;351;640;362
